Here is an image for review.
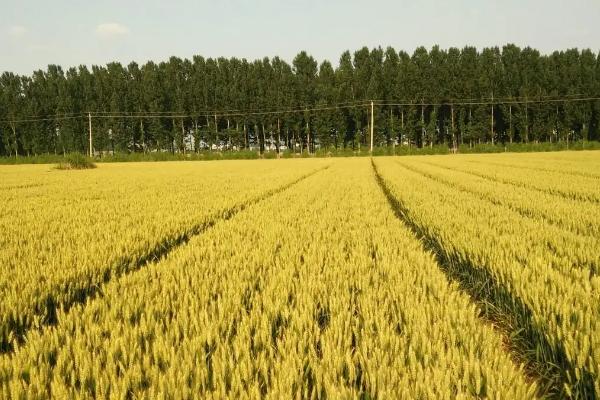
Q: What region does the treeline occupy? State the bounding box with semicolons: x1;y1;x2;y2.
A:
1;44;599;156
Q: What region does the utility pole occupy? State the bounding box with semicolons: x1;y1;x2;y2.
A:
421;99;425;147
525;94;529;143
88;112;93;157
214;114;218;150
370;100;374;153
277;118;281;156
306;120;310;155
509;104;513;144
451;104;456;153
491;92;495;145
305;108;310;155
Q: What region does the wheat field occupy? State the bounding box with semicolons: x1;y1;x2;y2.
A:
0;152;598;399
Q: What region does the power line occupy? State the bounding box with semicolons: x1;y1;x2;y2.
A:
375;97;600;107
214;102;371;118
88;99;371;116
84;103;369;120
92;96;600;119
91;95;598;118
0;114;85;124
80;94;593;116
90;114;189;119
2;95;600;124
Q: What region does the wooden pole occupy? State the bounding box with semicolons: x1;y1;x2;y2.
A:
401;108;404;129
141;119;146;153
421;100;425;147
451;104;456;153
555;105;559;143
389;108;393;145
181;119;185;154
305;108;310;155
226;119;230;149
214;114;218;149
306;120;310;155
370;100;374;152
193;120;198;152
525;95;529;143
277;118;281;155
88;112;93;157
509;104;513;144
262;123;266;153
10;123;17;158
491;92;494;145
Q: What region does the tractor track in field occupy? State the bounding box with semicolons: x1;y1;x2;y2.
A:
371;157;595;399
0;165;329;355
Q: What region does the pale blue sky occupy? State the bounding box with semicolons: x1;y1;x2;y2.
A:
1;0;599;75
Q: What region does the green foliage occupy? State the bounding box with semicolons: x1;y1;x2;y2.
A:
2;141;599;165
55;153;96;170
2;45;600;157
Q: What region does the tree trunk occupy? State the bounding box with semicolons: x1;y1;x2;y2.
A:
389;108;393;146
525;100;529;143
10;123;18;157
253;124;258;153
181;119;185;154
468;107;472;145
193;120;198;152
306;120;310;154
277;118;281;155
556;105;560;143
171;118;176;154
451;104;456;153
420;102;425;148
206;116;211;150
214;114;218;149
262;123;266;154
509;105;513;144
491;98;495;145
140;119;146;153
401;109;405;146
131;122;136;153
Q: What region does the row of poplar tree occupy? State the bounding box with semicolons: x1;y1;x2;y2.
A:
1;44;599;156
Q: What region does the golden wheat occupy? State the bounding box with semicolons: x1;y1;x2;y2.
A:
0;159;535;399
1;152;597;398
374;152;600;397
0;160;327;352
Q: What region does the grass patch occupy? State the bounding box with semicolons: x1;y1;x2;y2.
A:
55;153;97;170
1;140;599;166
